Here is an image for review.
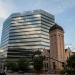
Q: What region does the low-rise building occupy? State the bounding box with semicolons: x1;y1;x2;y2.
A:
65;47;73;61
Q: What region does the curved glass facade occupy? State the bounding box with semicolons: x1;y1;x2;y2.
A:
1;9;55;58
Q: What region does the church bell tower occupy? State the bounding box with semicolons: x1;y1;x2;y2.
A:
49;23;65;72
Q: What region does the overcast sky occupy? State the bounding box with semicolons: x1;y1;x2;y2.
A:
0;0;75;51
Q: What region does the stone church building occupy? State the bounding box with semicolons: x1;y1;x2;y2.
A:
42;23;73;73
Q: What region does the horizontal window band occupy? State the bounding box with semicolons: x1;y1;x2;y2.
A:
10;26;41;30
11;20;41;24
8;45;49;47
9;30;48;35
12;36;49;40
9;40;49;44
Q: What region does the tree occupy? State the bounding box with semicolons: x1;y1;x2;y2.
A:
63;54;75;75
33;50;41;55
6;61;18;72
66;54;75;74
17;58;29;72
33;50;43;72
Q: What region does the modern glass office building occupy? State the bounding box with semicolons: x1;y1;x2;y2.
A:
1;9;55;59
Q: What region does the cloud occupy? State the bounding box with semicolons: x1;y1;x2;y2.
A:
65;43;75;52
0;0;15;19
41;0;75;15
0;0;75;18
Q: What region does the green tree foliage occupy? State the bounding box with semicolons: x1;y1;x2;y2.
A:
66;54;75;74
62;54;75;75
6;61;18;72
6;58;30;72
34;50;41;55
17;58;29;72
33;50;43;72
33;55;43;72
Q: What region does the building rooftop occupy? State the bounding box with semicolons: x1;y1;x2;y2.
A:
9;9;54;19
49;23;64;32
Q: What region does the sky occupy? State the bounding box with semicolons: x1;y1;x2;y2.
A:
0;0;75;51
